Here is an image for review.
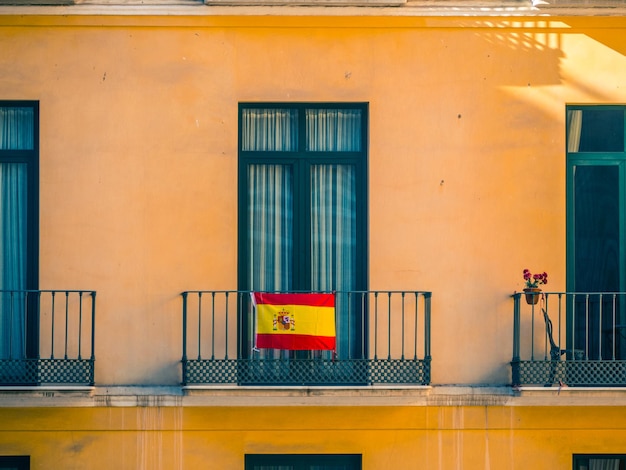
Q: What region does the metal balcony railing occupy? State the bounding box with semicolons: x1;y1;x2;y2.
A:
512;291;626;387
181;290;431;386
0;290;96;386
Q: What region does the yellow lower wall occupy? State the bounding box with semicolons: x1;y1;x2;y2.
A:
1;404;625;469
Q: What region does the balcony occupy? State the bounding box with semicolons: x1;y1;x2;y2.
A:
0;290;96;386
181;290;431;386
512;291;626;387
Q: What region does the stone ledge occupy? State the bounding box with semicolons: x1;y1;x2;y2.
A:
1;385;626;407
203;0;405;6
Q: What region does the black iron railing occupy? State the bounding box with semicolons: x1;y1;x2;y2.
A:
181;290;431;386
512;291;626;386
0;290;96;386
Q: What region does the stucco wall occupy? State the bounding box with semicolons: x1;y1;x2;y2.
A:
1;14;625;385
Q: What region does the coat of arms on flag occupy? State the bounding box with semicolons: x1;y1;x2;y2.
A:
251;292;336;351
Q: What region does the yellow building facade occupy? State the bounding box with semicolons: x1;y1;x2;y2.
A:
1;1;626;468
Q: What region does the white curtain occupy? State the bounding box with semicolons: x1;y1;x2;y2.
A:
311;164;356;358
306;109;361;152
567;109;583;153
0;107;31;359
242;108;298;152
247;164;293;292
589;459;621;470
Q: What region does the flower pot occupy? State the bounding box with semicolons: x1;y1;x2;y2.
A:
523;287;542;305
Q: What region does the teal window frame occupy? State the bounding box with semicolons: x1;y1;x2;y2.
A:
0;101;39;292
245;454;362;470
0;456;30;470
237;102;369;360
566;104;626;294
0;101;39;359
237;102;368;292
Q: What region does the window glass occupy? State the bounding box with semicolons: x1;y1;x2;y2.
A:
567;108;624;153
245;454;361;470
574;454;625;470
0;102;38;363
0;456;30;470
241;108;298;152
566;105;626;363
0;107;34;150
306;109;362;152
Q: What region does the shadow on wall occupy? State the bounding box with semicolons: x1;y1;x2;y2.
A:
471;20;564;87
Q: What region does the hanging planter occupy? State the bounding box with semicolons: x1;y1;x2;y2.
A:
522;269;548;305
523;287;542;305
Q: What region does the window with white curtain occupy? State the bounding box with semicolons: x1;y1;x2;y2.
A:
0;102;38;361
574;454;625;470
245;454;361;470
238;103;368;363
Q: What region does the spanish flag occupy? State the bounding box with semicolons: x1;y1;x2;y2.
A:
251;292;336;351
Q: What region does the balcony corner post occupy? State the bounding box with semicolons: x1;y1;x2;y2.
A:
512;293;521;386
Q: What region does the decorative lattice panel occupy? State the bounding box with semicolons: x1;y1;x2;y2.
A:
513;360;626;387
184;358;430;386
0;359;94;386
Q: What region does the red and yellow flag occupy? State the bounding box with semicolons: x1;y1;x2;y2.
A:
251;292;336;351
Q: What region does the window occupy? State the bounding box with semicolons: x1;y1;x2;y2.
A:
0;456;30;470
245;454;361;470
566;105;626;360
238;103;368;364
0;102;39;362
574;454;626;470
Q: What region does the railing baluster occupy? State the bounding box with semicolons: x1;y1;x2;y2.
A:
373;291;379;361
387;292;392;360
598;293;603;360
558;294;563;356
611;294;617;361
9;291;14;359
51;291;56;359
530;304;535;361
400;292;406;360
182;292;188;365
360;292;366;360
64;291;70;360
585;294;590;359
197;292;203;361
20;291;26;359
90;292;96;366
211;292;216;361
414;292;419;361
544;294;550;360
78;291;83;360
424;292;431;364
224;292;229;360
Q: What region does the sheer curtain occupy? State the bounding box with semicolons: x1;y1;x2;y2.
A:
247;164;293;293
311;164;356;358
567;109;583;153
242;108;298;152
589;459;621;470
306;109;361;152
308;109;360;358
0;107;31;359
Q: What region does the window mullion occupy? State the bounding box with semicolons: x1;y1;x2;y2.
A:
293;158;311;291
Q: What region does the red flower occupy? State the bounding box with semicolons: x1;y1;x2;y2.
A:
523;269;548;288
